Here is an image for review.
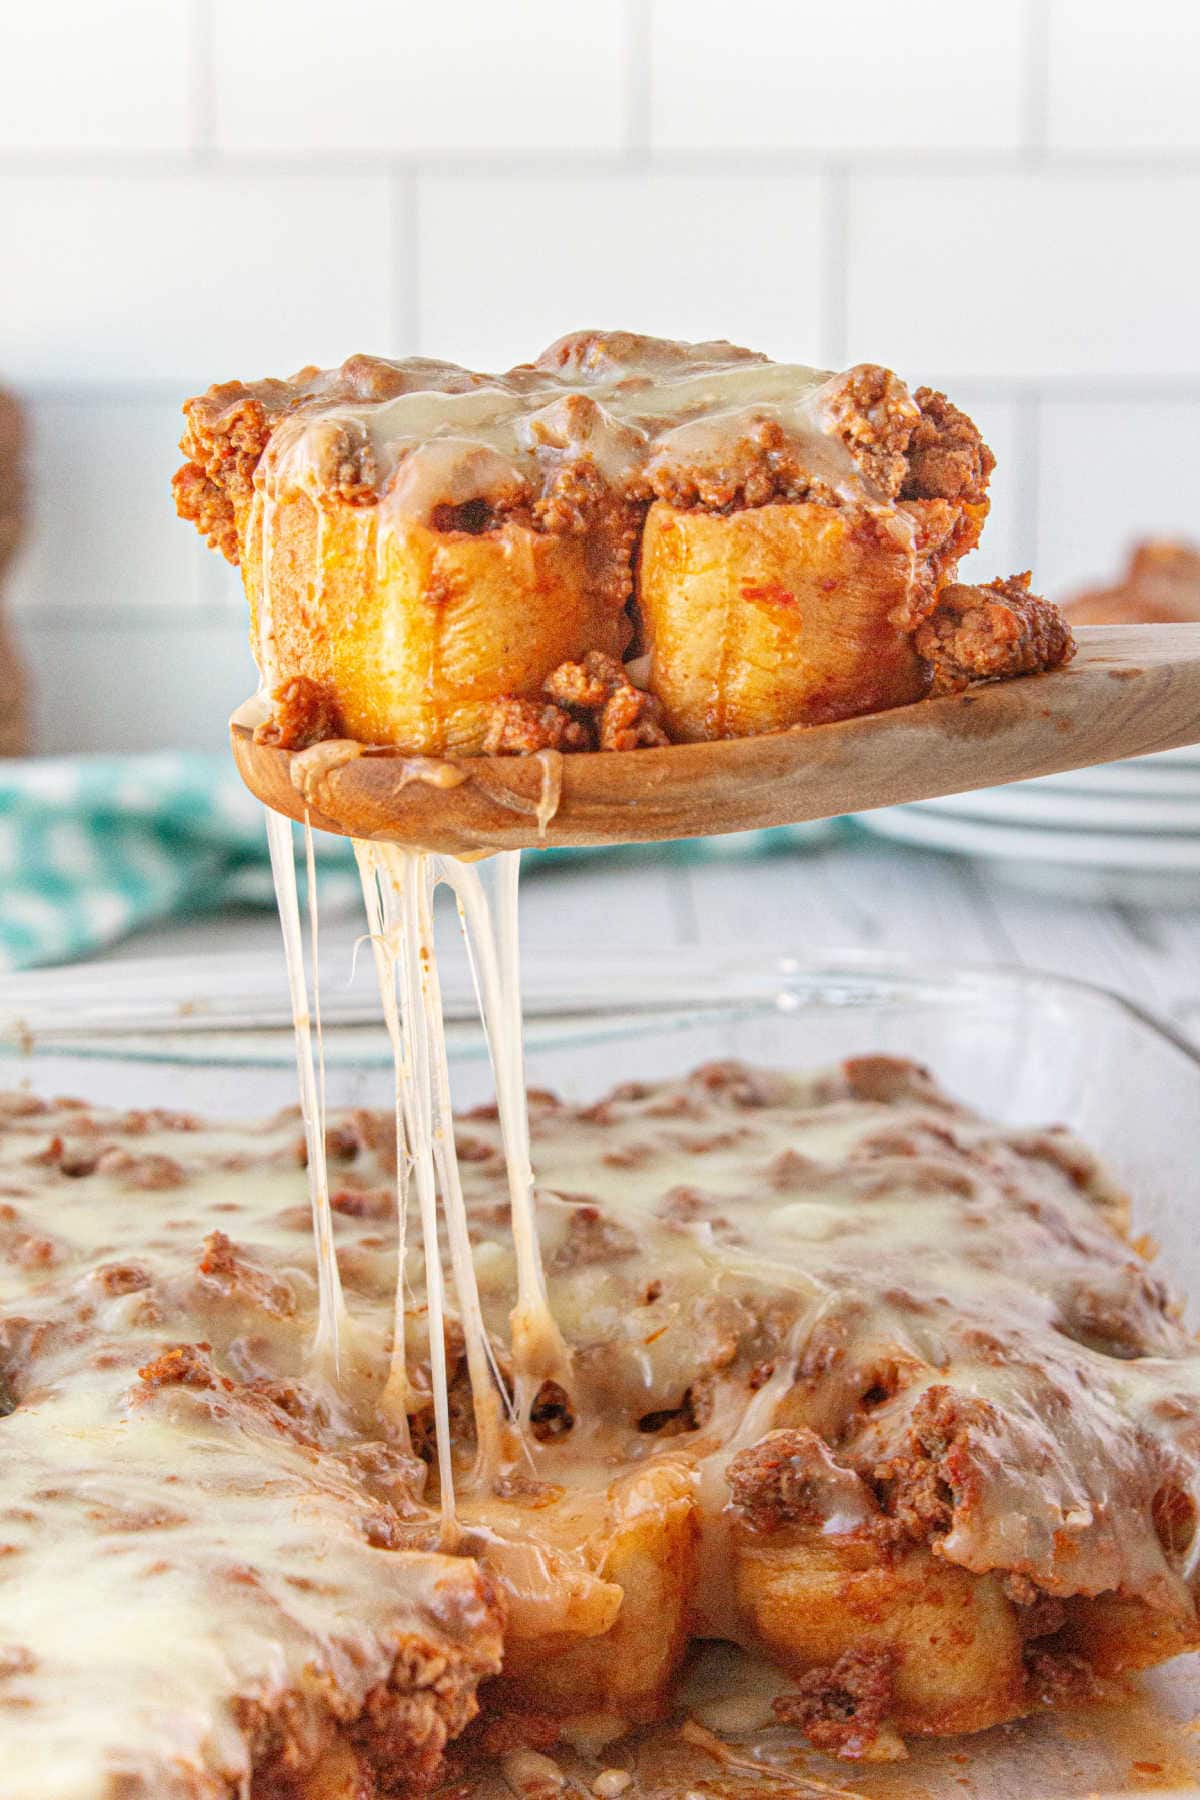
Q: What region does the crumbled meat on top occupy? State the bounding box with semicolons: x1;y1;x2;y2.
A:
173;388;280;564
727;1429;833;1530
197;1231;297;1319
138;1342;226;1392
642;415;850;512
903;387;996;506
915;573;1076;695
535;328;767;381
727;1427;876;1535
866;1384;993;1541
174;343;995;561
821;364;922;499
548;1203;639;1271
176;341;1072;763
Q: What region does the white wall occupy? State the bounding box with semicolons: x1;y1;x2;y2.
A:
4;0;1199;752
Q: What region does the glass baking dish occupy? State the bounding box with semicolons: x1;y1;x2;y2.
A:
2;946;1199;1797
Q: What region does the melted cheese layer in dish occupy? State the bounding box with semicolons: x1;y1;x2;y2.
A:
2;1057;1199;1792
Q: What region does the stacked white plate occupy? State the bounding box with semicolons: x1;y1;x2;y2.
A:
859;746;1200;905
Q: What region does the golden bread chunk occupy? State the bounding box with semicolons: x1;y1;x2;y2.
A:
732;1524;1026;1739
637;500;930;738
493;1460;698;1720
242;492;629;753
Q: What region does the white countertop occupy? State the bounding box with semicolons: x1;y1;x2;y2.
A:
92;837;1200;1042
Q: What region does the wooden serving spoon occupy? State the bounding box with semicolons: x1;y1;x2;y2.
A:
232;624;1200;856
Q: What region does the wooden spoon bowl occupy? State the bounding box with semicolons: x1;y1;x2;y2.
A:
232;625;1200;856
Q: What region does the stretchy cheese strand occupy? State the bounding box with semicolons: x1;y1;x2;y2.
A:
264;808;347;1380
352;841;412;1444
444;853;570;1420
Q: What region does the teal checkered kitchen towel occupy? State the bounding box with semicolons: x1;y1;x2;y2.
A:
0;752;837;969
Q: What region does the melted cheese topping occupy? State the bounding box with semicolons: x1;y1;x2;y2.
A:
251;334;880;536
3;1061;1200;1789
0;1100;500;1800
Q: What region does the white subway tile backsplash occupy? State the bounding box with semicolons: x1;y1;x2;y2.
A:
1036;400;1200;599
2;0;1198;765
8;398;203;616
19;615;258;754
213;0;627;153
650;0;1028;152
0;1;194;152
846;173;1200;380
0;174;398;386
1048;0;1200;153
416;173;828;370
946;393;1026;586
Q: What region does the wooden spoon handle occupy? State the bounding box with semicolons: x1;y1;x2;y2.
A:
231;624;1200;856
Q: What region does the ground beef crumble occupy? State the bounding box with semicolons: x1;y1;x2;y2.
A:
484;651;669;755
197;1230;297;1319
174;346;997;554
174;386;285;563
726;1426;877;1535
863;1384;1001;1542
915;572;1076;696
772;1647;899;1757
1024;1643;1103;1708
138;1342;226;1391
822;364;922;498
548;1202;639;1270
726;1429;833;1530
483;697;593;756
903;387;996;506
253;675;346;752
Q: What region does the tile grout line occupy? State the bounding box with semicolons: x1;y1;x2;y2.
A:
189;0;218;161
393;166;421;352
624;0;653;163
821;164;850;366
1022;0;1052;165
1016;386;1041;573
4;150;1200;179
16;605;247;629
